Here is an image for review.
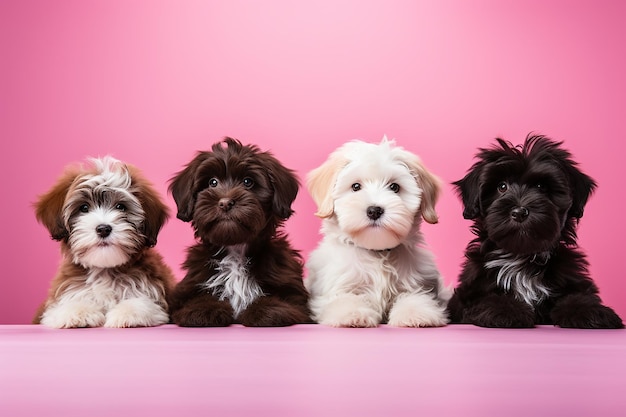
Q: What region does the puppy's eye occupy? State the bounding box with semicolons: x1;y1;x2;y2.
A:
209;178;219;188
242;177;254;189
497;182;508;193
351;183;361;192
79;204;89;213
389;183;400;193
535;182;545;190
115;203;126;211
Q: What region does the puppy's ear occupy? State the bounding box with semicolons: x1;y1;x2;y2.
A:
403;153;442;224
168;152;207;222
35;167;79;241
128;165;169;247
452;166;483;220
529;135;597;220
560;158;596;219
307;151;347;219
260;154;299;220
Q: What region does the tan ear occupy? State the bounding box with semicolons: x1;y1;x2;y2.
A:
306;152;347;219
35;167;81;240
403;153;441;224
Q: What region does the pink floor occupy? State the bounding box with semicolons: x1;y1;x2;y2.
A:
1;324;625;417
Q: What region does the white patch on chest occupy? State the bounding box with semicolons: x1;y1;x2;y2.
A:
201;245;264;317
56;268;162;307
485;251;551;306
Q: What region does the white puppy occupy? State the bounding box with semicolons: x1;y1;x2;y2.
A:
305;137;450;327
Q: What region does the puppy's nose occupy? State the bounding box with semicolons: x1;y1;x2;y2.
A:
219;198;236;212
96;224;112;238
511;207;529;222
367;206;384;220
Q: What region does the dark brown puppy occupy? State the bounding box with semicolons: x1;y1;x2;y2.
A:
168;138;311;327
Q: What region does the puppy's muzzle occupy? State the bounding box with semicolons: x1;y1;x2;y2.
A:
96;224;113;238
219;198;236;212
510;206;529;223
367;206;384;220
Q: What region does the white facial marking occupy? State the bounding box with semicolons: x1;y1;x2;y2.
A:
63;156;145;268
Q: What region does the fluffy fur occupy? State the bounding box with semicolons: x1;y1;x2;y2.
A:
34;156;175;328
168;137;311;327
448;134;624;328
305;137;450;327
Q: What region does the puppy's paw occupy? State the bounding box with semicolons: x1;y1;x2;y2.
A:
41;303;105;329
464;295;535;328
324;310;379;328
388;293;449;327
104;298;169;328
171;305;234;327
317;297;381;328
552;295;624;329
239;299;310;327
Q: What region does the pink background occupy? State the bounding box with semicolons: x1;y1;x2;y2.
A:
1;0;624;324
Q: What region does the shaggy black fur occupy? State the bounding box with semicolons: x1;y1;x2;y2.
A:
448;134;623;328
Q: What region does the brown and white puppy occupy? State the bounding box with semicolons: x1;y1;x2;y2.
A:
34;156;175;328
168;137;311;327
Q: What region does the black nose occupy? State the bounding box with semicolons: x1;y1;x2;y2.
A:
511;207;529;222
367;206;384;220
219;198;236;212
96;224;112;238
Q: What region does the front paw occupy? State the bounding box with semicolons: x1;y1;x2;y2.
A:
171;305;234;327
463;294;535;328
387;293;448;327
41;303;105;329
316;297;381;328
104;298;169;328
239;298;311;327
552;296;624;329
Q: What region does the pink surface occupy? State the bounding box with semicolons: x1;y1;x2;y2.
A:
1;324;625;417
1;1;625;323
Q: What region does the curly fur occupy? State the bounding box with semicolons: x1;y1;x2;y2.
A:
448;134;623;328
34;156;175;328
305;137;450;327
168;137;311;327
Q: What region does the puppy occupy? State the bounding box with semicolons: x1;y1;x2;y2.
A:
448;134;624;328
168;137;311;327
34;156;175;328
305;137;450;327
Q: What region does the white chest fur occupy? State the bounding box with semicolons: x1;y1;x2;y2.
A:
485;251;551;306
56;268;161;307
201;245;264;317
41;267;168;329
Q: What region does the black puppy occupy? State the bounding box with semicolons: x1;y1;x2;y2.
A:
448;134;623;328
168;138;311;327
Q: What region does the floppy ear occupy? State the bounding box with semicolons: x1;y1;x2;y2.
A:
531;136;597;220
168;152;207;222
261;152;300;220
34;167;80;241
452;165;483;220
402;153;441;224
306;151;347;219
561;161;596;220
127;165;169;247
